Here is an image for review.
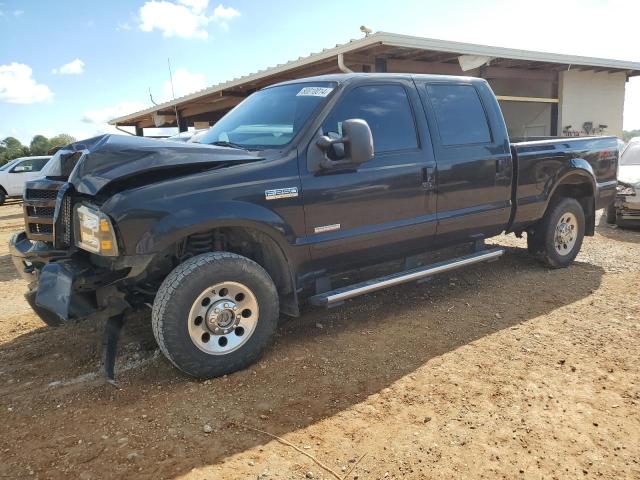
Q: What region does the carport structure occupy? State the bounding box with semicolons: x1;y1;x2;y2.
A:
110;32;640;139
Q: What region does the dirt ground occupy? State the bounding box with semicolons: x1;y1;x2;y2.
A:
0;200;638;480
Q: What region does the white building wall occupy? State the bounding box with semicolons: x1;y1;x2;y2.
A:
559;70;626;138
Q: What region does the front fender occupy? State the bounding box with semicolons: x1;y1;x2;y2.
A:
135;199;295;255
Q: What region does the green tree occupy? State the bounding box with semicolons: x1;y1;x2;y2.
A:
623;130;640;142
1;137;30;161
49;134;75;149
30;135;51;155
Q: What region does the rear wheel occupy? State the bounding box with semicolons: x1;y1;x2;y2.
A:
152;252;279;378
527;197;585;268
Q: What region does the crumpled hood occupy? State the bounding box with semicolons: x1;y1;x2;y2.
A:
50;134;261;195
618;164;640;186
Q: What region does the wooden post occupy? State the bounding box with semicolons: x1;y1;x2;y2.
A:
177;112;188;133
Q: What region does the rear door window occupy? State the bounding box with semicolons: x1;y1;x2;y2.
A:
426;84;492;146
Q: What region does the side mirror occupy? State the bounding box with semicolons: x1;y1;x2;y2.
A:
12;166;26;173
316;119;374;169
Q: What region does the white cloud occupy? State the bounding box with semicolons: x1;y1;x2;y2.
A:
163;68;206;100
0;63;53;104
82;101;148;124
13;9;23;16
52;58;85;75
138;1;239;39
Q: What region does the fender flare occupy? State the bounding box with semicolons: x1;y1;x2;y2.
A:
545;158;597;207
543;158;598;234
132;200;295;257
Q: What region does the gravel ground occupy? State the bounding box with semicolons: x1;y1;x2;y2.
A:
0;201;638;479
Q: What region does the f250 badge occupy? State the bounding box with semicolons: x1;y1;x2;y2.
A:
265;187;299;200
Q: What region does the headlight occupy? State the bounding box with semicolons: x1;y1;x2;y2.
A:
616;183;636;196
74;204;118;256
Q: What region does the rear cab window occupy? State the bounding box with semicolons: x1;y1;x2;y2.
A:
426;84;493;146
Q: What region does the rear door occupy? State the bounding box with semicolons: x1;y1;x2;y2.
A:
299;79;437;272
416;80;512;243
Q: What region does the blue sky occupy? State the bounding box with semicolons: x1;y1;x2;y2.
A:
1;0;639;143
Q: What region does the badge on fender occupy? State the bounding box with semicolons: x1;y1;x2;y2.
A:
265;187;299;200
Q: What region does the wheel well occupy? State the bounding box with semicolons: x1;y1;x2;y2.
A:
0;185;7;195
175;227;298;315
550;176;595;235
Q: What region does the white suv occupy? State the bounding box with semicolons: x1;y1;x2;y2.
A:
0;156;51;205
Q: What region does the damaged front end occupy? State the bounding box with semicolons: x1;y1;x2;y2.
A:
12;177;140;323
10;134;262;380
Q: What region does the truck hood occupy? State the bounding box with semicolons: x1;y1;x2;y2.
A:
618;164;640;186
50;134;262;196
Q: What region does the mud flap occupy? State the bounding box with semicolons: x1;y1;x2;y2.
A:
103;314;125;384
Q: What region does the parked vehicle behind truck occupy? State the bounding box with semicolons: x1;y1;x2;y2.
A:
0;155;51;205
10;74;618;380
607;138;640;226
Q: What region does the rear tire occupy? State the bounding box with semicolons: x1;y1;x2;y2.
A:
605;203;617;224
527;197;585;268
152;252;279;378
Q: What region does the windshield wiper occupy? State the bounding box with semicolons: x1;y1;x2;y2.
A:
210;140;247;150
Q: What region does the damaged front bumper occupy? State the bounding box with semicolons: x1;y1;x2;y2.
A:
613;195;640;223
10;231;151;323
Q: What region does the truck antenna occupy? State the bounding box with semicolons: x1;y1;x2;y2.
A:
167;58;180;132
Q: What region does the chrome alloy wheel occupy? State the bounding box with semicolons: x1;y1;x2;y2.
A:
188;281;259;355
554;212;578;256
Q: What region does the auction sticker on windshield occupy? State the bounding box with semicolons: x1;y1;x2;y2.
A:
296;87;333;97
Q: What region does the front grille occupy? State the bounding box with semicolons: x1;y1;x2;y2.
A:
25;189;58;200
23;180;66;243
29;223;53;234
26;206;55;217
621;209;640;217
57;194;73;248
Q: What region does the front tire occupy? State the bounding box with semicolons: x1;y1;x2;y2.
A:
0;190;6;206
152;252;279;378
527;197;585;268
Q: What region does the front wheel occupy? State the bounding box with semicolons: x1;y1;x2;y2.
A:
152;252;279;378
527;197;585;268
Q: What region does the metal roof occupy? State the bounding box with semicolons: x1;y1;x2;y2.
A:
110;31;640;127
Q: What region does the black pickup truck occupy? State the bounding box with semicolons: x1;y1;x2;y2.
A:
10;73;618;380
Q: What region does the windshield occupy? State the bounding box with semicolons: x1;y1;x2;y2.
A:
0;159;18;171
196;81;336;149
621;143;640;166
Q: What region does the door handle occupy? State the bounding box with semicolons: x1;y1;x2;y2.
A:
495;158;508;176
421;166;434;191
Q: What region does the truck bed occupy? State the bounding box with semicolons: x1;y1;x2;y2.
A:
508;136;619;233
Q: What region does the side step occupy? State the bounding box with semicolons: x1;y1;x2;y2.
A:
309;247;504;307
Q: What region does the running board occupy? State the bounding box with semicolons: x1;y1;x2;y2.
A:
309;247;505;307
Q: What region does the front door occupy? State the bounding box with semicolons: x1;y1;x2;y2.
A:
299;79;437;273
